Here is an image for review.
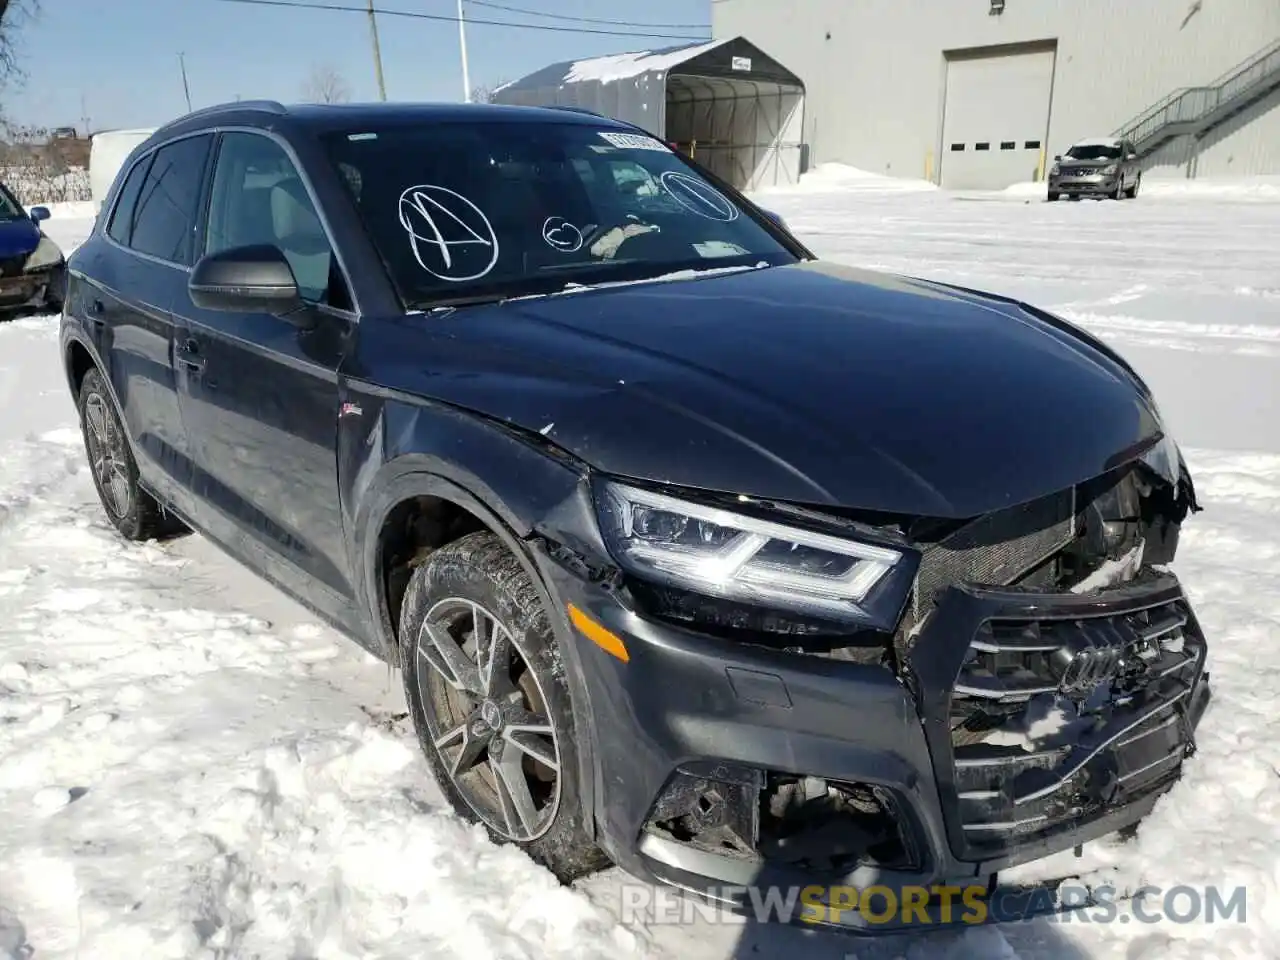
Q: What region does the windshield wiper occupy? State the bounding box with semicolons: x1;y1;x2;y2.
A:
414;293;513;312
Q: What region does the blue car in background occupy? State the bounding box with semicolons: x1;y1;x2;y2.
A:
0;181;65;315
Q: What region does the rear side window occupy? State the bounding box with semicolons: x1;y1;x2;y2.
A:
106;156;152;247
127;134;214;265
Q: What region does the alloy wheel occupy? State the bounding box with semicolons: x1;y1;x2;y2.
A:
415;597;561;841
83;392;132;519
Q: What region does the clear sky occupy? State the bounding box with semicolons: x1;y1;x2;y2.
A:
4;0;711;132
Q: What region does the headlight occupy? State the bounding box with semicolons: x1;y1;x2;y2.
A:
1049;163;1060;176
1102;164;1118;176
595;480;911;625
24;236;62;271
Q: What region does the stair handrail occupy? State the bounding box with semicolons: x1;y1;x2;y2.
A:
1113;36;1280;140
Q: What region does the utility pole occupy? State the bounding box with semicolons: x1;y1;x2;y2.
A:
178;53;193;113
366;0;387;101
457;0;471;102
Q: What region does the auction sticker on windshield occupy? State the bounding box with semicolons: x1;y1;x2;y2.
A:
598;131;670;152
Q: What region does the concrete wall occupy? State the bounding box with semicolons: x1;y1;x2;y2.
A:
711;0;1280;181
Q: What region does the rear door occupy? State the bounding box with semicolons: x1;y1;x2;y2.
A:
173;130;360;627
78;133;214;512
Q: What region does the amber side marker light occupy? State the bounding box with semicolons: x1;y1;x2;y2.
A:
567;603;630;663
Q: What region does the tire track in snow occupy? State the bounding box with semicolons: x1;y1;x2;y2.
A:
1055;310;1280;358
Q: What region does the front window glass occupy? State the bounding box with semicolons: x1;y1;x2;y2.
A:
1064;143;1123;161
205;132;341;304
319;121;796;308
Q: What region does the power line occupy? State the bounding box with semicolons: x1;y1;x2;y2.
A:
211;0;710;40
463;0;709;30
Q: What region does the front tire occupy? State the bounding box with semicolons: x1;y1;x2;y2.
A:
77;367;188;541
400;530;608;882
1047;191;1060;202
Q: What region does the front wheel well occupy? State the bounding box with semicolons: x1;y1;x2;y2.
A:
377;495;489;648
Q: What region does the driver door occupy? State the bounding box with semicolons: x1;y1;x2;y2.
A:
172;130;361;628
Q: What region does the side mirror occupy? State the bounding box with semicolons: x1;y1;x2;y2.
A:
1053;155;1062;161
1127;153;1138;161
189;244;304;319
29;206;50;222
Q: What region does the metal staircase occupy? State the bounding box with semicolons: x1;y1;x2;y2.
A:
1115;38;1280;158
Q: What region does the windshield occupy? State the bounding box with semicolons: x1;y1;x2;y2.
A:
0;187;24;219
1064;143;1123;161
319;121;797;308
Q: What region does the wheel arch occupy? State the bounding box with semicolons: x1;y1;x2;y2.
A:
356;461;602;840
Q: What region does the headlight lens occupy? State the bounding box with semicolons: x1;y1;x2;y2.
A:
24;236;62;271
595;481;906;622
1049;163;1060;176
1102;164;1118;175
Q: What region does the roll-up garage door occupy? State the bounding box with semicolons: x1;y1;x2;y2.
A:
940;46;1056;190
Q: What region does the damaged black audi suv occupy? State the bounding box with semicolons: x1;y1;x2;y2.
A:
61;100;1211;932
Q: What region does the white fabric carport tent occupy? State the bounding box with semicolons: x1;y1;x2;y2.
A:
492;36;807;192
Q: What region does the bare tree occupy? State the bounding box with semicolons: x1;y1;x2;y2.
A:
0;0;40;129
302;63;350;104
469;82;508;105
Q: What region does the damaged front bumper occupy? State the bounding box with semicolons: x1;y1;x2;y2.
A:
540;556;1211;934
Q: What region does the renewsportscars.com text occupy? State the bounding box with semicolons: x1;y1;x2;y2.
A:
616;883;1247;927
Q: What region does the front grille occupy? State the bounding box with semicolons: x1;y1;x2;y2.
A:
913;489;1075;620
946;594;1203;854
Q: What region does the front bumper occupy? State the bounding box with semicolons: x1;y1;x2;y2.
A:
1048;173;1120;196
540;555;1210;934
0;262;64;310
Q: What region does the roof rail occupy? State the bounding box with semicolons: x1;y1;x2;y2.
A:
159;99;288;131
545;105;607;118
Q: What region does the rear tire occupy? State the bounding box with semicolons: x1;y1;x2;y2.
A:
400;530;609;883
77;367;188;542
1126;174;1141;199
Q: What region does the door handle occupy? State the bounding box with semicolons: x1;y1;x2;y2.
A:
87;299;105;325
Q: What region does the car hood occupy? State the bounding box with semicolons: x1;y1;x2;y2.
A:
1059;157;1120;169
380;261;1165;519
0;216;40;258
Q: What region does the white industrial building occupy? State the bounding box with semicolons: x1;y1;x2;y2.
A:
712;0;1280;189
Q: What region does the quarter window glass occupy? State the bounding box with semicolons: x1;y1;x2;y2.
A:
205;132;339;305
107;155;153;247
129;134;213;265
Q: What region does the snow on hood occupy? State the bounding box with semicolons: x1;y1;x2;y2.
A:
561;39;726;85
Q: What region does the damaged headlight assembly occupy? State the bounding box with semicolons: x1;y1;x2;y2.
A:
594;480;917;630
23;236;63;272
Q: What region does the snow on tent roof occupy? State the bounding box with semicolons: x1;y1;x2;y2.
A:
497;39;728;93
563;39;726;84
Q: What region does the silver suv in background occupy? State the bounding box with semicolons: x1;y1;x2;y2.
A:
1047;138;1141;201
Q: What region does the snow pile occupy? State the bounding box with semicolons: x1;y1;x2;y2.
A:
562;40;724;85
755;162;938;196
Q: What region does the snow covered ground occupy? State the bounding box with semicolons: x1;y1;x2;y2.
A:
2;176;1280;959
